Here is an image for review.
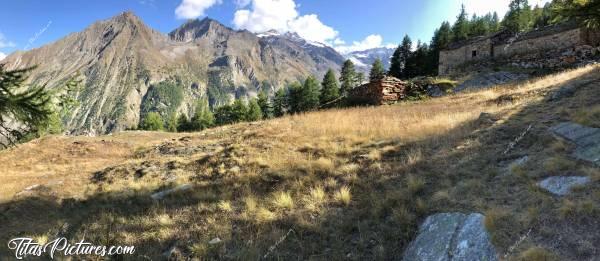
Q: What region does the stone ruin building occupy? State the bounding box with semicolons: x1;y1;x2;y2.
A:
439;22;600;75
348;76;408;105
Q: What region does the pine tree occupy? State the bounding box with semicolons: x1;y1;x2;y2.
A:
356;72;365;85
0;65;53;147
231;99;248;122
339;59;357;96
300;76;320;111
246;98;263;121
389;35;413;79
452;4;470;42
554;0;600;29
176;114;191;132
469;14;491;37
190;98;214;130
320;69;340;105
503;0;534;32
273;88;288;117
215;105;235;125
369;59;386;82
287;82;303;114
257;90;272;119
491;12;501;31
403;41;433;78
429;22;452;75
140;112;164;131
166;113;178;132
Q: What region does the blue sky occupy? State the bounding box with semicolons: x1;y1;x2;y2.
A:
0;0;551;59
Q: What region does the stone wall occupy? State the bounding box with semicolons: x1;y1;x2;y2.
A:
439;38;492;75
583;28;600;46
439;24;600;76
348;76;408;105
494;28;583;58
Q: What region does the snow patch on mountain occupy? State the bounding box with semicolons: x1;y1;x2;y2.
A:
344;47;395;73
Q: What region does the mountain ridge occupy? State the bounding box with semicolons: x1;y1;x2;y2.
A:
2;11;345;135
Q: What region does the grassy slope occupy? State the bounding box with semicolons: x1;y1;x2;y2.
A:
1;65;599;260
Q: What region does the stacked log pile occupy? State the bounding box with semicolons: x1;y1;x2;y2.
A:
348;76;408;105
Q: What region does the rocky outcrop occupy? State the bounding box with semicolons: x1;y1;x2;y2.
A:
550;122;600;165
348;76;408;105
538;176;590;196
403;213;498;261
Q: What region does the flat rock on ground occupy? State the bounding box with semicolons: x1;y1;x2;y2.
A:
550;122;600;165
538;176;591;196
402;213;498;261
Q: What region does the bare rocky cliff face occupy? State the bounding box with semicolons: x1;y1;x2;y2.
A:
2;12;344;135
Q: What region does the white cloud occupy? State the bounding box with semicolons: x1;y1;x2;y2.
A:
233;0;298;33
0;32;16;49
232;0;395;53
287;14;338;44
175;0;222;19
335;34;392;54
233;0;338;44
0;52;6;61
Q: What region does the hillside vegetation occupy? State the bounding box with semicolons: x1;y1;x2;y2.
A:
1;65;599;259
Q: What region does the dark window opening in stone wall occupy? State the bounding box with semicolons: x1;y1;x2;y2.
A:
472;50;477;57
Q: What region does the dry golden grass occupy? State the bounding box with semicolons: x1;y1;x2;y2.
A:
333;186;352;206
1;65;599;259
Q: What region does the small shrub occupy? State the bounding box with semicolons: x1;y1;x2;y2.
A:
304;186;326;211
484;208;519;249
407;174;426;195
559;199;598;219
217;200;233;212
334;186;352;206
256;207;277;223
312;157;335;174
543;157;576;173
272;191;294;210
337;163;359;176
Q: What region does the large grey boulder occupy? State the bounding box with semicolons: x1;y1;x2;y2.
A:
403;213;498;261
550;122;600;165
538;176;591;196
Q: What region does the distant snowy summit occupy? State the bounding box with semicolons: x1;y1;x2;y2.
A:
256;30;328;48
345;47;395;73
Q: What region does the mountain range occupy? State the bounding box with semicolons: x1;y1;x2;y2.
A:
345;47;395;74
1;11;389;135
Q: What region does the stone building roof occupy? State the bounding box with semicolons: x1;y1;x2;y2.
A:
444;21;580;51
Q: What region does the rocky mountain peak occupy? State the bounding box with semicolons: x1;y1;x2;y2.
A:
169;17;233;42
105;11;146;29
